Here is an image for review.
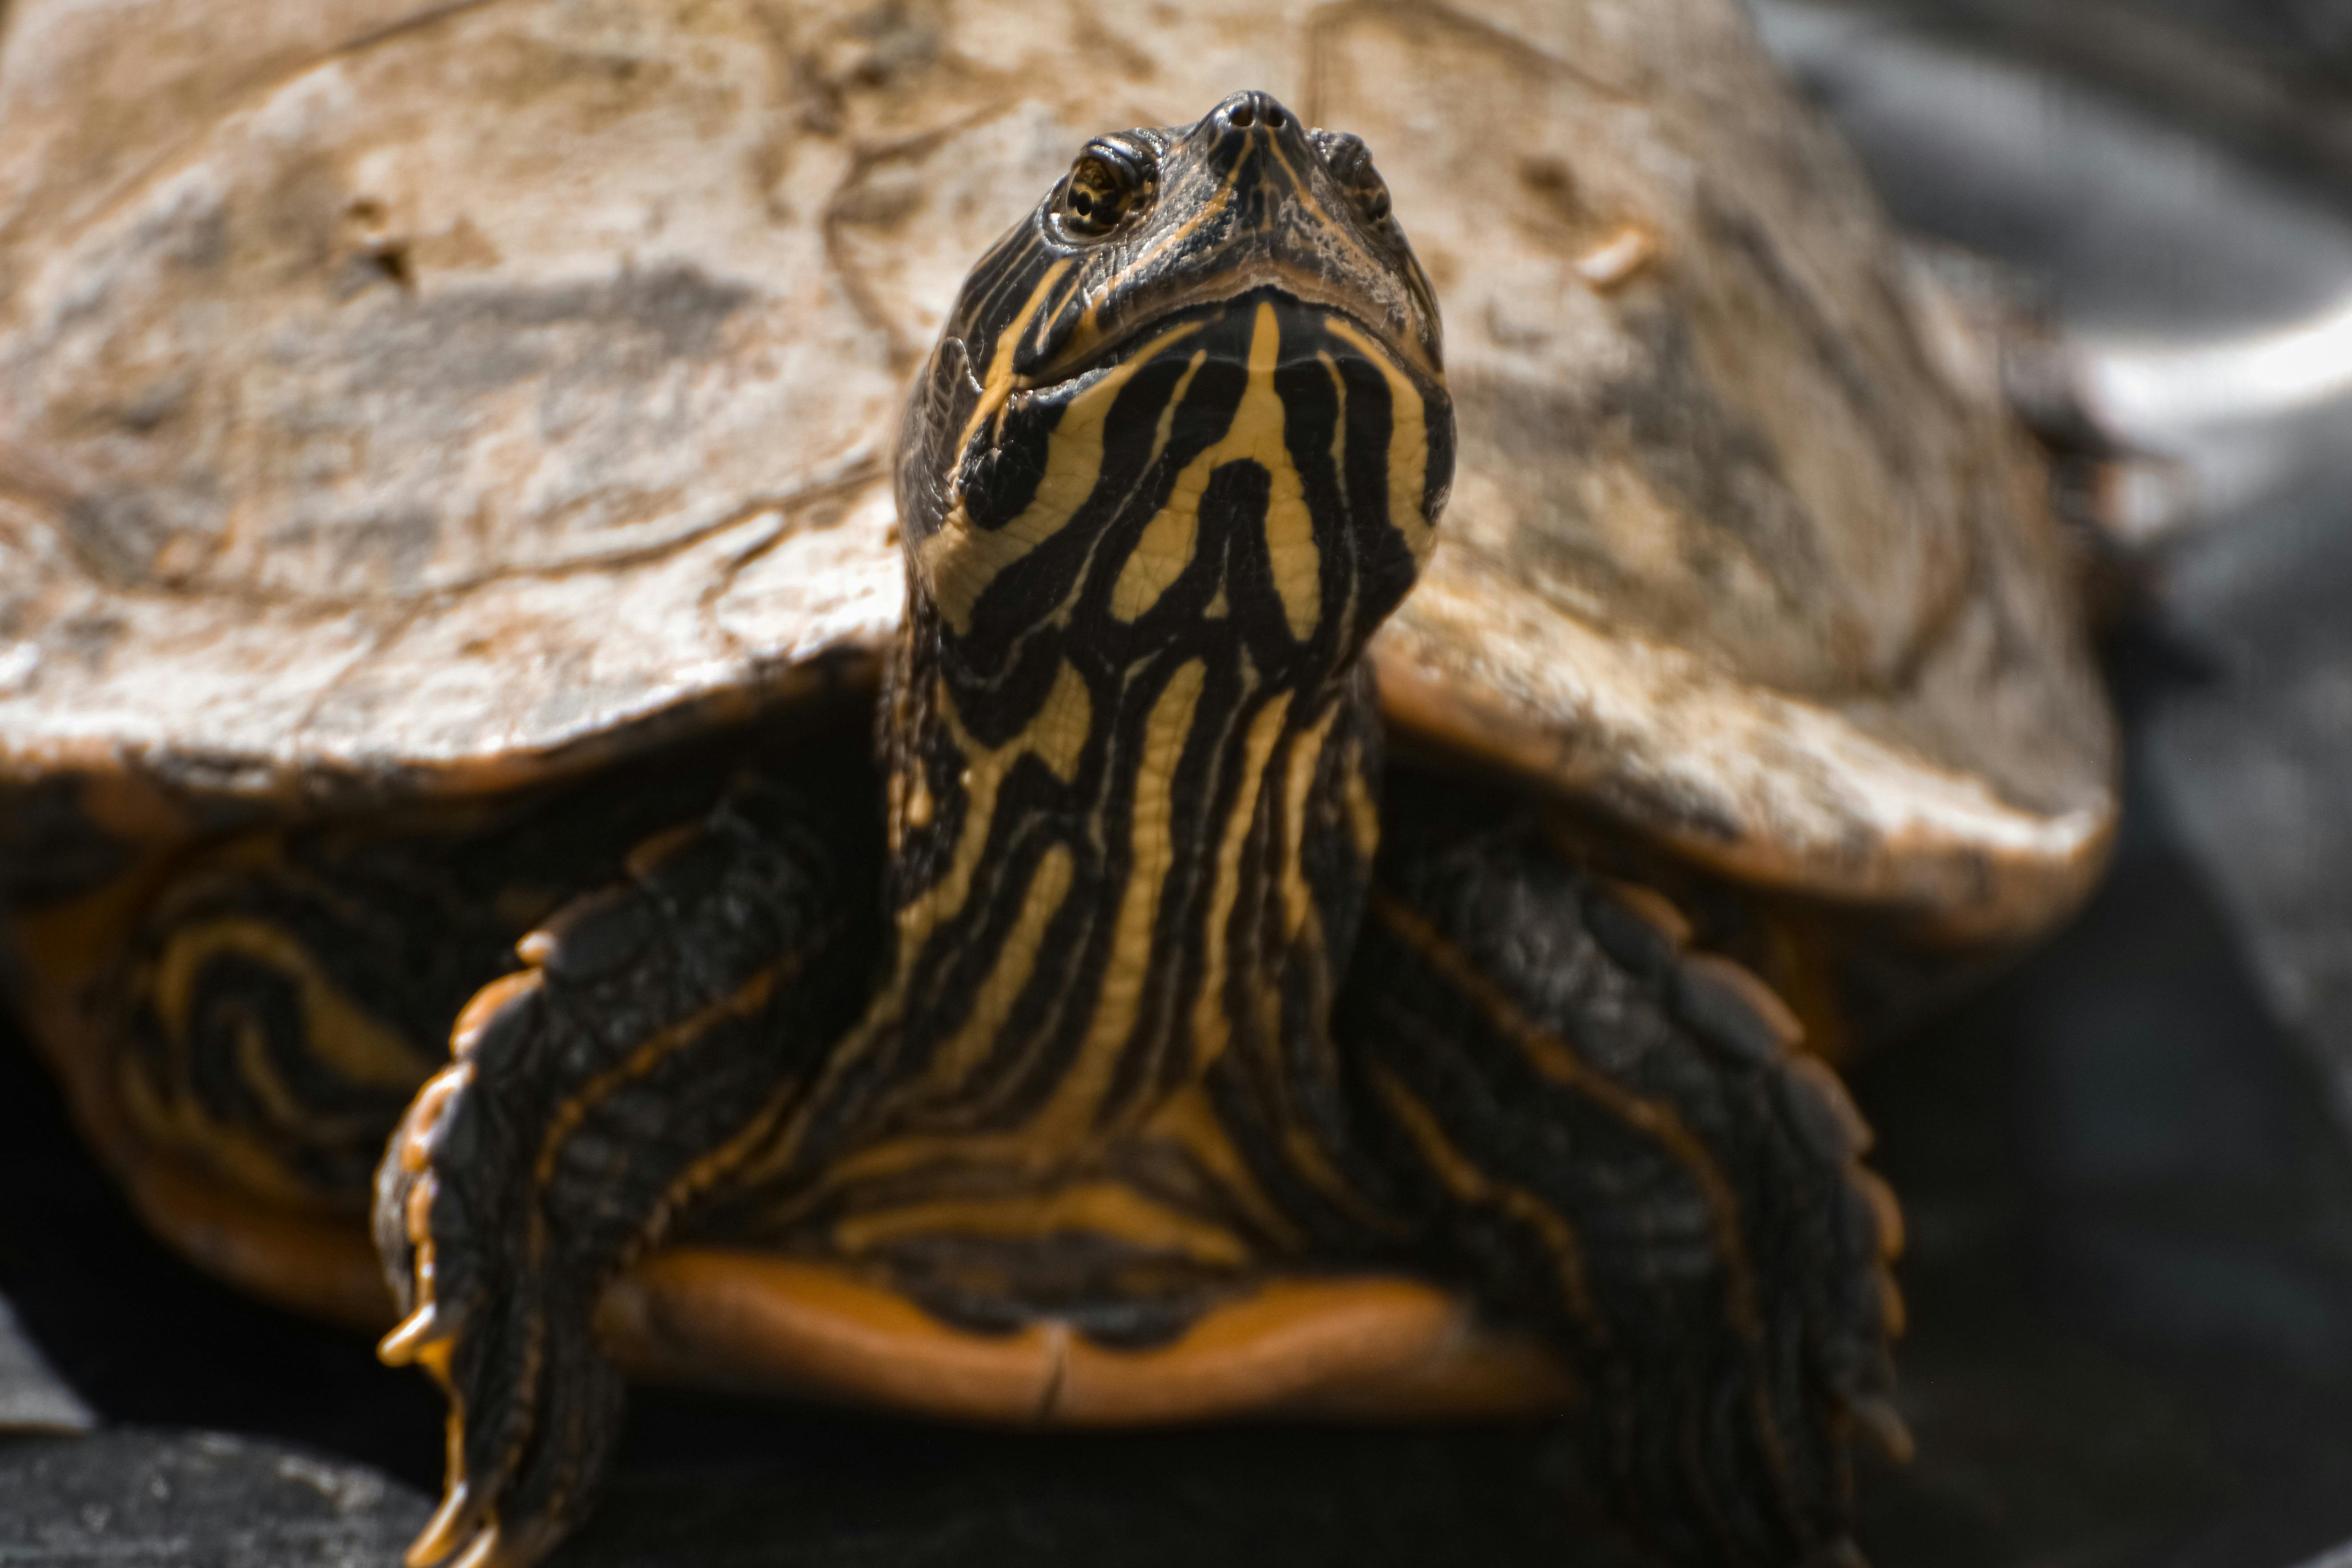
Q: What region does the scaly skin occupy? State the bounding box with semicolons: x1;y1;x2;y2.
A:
362;89;1904;1568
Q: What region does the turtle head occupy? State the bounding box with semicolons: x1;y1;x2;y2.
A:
895;90;1452;670
989;88;1442;387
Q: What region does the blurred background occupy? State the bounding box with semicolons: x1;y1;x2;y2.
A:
1767;6;2352;1562
5;1;2352;1564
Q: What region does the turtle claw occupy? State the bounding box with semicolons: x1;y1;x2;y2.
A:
410;1507;533;1568
1345;787;1909;1566
442;1529;498;1568
375;1303;443;1366
373;973;628;1568
370;774;878;1568
377;1151;627;1568
406;1481;483;1568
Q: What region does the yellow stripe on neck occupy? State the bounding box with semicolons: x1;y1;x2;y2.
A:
1027;657;1209;1144
1112;301;1323;640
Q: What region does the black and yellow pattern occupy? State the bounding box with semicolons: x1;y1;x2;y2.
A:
103;736;795;1213
375;761;883;1568
762;293;1443;1265
1341;766;1905;1565
117;838;468;1209
213;89;1890;1568
698;94;1455;1315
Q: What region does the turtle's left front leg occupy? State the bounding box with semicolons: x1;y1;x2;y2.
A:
1340;772;1906;1567
374;765;880;1568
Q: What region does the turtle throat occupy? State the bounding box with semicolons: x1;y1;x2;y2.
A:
856;290;1446;1168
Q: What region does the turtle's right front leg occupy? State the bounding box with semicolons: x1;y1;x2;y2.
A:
374;766;880;1568
1340;774;1906;1568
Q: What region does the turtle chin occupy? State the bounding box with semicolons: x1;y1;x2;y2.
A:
915;285;1450;673
1024;269;1436;395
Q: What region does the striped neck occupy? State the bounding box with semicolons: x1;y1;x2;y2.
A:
856;292;1440;1160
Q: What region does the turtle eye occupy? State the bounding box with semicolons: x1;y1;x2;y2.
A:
1056;142;1150;239
1311;129;1394;232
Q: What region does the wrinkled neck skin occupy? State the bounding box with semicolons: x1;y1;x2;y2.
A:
794;292;1447;1206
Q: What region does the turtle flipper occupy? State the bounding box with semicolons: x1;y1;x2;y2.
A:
374;769;879;1568
1341;774;1904;1567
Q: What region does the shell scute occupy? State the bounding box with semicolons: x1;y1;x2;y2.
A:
0;0;2112;938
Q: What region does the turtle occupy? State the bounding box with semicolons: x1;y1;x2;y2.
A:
0;2;2118;1566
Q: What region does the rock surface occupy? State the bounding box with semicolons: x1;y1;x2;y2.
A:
0;1429;430;1566
0;1291;92;1434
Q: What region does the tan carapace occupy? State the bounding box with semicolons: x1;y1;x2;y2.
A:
0;0;2110;939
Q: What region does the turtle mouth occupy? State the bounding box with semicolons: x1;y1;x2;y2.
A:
1027;272;1436;392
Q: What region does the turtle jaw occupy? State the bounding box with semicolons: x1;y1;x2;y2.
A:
909;285;1452;667
1025;284;1428;398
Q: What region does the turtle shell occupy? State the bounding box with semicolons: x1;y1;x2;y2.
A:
0;0;2113;943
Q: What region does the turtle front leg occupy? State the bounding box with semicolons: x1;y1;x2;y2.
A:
1341;772;1906;1567
374;767;880;1568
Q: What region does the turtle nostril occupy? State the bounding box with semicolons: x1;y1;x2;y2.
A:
1221;92;1293;133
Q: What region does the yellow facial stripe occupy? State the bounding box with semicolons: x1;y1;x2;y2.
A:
956;258;1075;460
1323;313;1434;565
786;275;1444;1278
927;320;1207;635
1113;301;1322;639
1107;350;1210;620
1047;146;1252;370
